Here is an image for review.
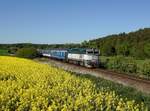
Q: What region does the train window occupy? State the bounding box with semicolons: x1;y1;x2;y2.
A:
87;51;94;54
94;51;100;55
94;51;99;54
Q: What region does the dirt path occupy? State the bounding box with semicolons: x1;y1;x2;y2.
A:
35;58;150;94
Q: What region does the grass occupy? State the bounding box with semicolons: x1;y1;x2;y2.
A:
0;49;9;56
100;56;150;64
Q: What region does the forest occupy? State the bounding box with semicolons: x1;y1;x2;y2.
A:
83;28;150;59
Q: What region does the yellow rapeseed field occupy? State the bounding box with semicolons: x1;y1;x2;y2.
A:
0;56;148;110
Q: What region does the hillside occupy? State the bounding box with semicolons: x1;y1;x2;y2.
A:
83;28;150;59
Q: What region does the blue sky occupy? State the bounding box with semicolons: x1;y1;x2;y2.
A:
0;0;150;44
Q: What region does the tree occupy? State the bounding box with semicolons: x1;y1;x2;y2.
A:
117;43;130;56
144;42;150;58
16;48;39;59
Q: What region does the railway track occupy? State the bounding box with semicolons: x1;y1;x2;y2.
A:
36;58;150;94
95;68;150;84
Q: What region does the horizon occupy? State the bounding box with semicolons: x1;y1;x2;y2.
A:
0;27;149;45
0;0;150;44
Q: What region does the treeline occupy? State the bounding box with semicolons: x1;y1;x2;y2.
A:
0;43;81;54
82;28;150;59
0;28;150;59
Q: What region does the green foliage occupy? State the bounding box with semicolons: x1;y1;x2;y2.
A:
0;43;81;52
142;61;150;78
144;43;150;58
8;47;18;54
0;49;8;56
0;28;150;59
101;43;116;56
117;42;130;56
100;56;150;79
105;56;137;73
16;47;39;59
85;28;150;59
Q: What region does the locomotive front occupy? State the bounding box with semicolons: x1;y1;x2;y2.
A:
84;49;100;68
67;48;100;68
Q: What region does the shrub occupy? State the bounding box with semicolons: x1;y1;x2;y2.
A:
107;57;120;70
142;61;150;78
0;49;9;56
104;56;137;74
100;56;150;79
16;48;39;59
125;63;137;73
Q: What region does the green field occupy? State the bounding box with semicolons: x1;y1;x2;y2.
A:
0;49;9;56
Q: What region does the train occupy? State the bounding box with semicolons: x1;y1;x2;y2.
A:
39;48;100;68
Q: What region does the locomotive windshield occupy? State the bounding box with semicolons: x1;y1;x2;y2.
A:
86;49;100;55
87;51;93;54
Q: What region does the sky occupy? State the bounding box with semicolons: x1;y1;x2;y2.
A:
0;0;150;44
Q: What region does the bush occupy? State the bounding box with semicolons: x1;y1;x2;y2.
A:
125;63;137;73
142;61;150;78
100;56;150;79
106;56;122;70
16;48;39;59
0;49;9;56
104;56;137;74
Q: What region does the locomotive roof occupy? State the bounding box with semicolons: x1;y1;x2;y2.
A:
39;48;99;54
68;48;99;54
